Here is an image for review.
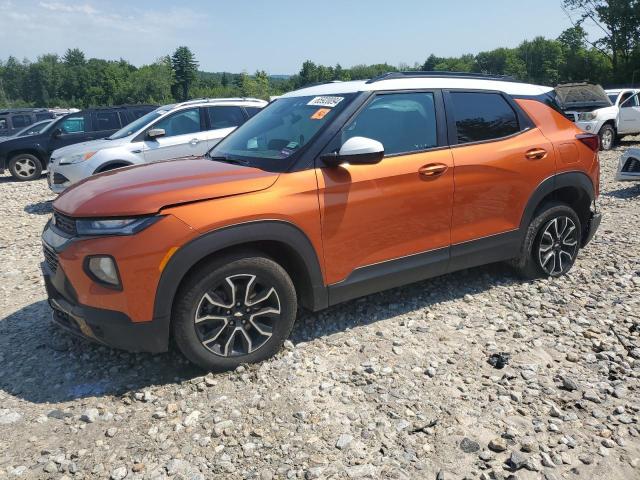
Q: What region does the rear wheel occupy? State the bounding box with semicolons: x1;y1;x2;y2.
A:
172;253;297;371
8;154;42;181
598;124;615;151
512;202;582;279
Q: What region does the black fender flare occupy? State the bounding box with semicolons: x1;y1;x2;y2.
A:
519;171;595;231
152;219;327;327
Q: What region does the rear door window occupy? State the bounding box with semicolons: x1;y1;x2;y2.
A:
206;106;246;129
11;114;31;128
449;92;520;144
93;111;121;131
342;92;438;156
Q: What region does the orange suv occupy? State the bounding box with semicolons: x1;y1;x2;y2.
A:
42;72;601;371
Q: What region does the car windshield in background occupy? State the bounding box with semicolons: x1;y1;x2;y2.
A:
108;109;166;140
209;94;356;171
608;94;618;104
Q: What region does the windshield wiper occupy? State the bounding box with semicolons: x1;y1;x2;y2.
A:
207;155;249;167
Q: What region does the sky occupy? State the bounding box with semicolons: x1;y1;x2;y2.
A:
0;0;594;74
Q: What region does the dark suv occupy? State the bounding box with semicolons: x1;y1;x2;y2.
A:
0;105;156;181
0;109;56;137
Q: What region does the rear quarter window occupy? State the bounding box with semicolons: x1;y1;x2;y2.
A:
449;92;520;144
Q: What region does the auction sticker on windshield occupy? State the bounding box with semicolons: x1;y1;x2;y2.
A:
307;96;344;108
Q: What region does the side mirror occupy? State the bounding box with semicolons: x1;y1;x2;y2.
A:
321;136;384;167
52;128;62;138
147;128;166;140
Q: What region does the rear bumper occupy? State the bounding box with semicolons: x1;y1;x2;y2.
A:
42;260;169;353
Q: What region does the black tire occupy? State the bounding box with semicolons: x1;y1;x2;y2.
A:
172;252;297;371
8;153;42;181
511;202;582;279
598;124;615;151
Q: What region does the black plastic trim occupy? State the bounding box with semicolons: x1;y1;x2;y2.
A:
328;247;450;306
519;171;595;231
153;220;327;324
83;255;123;291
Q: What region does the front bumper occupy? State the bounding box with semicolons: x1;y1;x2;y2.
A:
575;120;600;133
42;254;169;354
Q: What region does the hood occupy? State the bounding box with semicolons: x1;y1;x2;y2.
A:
53;158;280;217
555;83;612;110
52;137;122;158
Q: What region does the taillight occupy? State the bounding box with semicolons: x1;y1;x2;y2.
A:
576;133;599;152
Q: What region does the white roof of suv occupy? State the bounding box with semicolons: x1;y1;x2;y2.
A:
281;75;553;99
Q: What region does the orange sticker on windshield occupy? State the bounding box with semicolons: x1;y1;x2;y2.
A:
310;108;330;120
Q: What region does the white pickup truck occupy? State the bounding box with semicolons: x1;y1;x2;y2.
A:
556;83;640;150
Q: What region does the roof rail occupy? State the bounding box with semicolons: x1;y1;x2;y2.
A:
176;97;266;107
366;71;519;84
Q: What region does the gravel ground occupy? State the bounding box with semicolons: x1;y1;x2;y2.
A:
0;140;639;480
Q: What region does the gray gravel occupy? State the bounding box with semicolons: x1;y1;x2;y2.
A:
1;139;639;479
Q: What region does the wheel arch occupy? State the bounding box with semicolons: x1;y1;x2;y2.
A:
93;160;133;174
520;171;595;245
153;220;327;333
8;148;46;167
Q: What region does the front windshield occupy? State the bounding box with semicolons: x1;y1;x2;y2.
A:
210;93;356;171
14;120;53;137
108;108;167;140
608;94;618;104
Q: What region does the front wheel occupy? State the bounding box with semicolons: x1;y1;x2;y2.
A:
598;124;615;151
9;154;42;181
172;253;297;371
512;203;582;279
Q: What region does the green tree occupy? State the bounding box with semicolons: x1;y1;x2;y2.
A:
563;0;640;81
170;46;199;101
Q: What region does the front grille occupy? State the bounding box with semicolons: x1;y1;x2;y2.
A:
43;244;59;272
53;212;77;235
622;156;640;173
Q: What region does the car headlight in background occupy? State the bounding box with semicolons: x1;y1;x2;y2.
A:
578;112;597;121
76;216;163;236
59;151;97;165
85;255;121;288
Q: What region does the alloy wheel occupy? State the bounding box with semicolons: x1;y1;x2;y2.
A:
194;274;281;357
537;216;578;276
14;158;37;178
601;129;613;150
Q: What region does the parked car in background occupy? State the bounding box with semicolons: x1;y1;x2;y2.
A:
0;119;54;142
0;105;156;181
556;83;640;150
47;98;267;193
42;72;601;370
616;148;640;182
0;108;56;137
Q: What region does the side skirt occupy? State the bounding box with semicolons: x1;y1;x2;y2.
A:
327;230;521;307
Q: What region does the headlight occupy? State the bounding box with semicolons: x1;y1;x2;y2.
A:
76;216;162;236
578;112;597;121
85;255;121;288
59;151;97;165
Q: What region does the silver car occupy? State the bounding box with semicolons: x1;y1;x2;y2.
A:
48;98;267;193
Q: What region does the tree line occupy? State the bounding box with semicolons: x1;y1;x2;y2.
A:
1;0;638;109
